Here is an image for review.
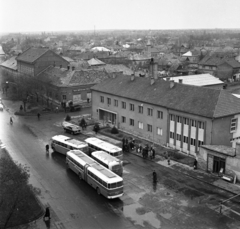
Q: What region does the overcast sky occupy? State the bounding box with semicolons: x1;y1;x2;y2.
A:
1;0;240;33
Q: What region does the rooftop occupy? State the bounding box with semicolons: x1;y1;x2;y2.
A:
16;47;49;63
92;75;240;118
38;66;111;87
0;56;17;70
201;145;236;157
165;74;224;87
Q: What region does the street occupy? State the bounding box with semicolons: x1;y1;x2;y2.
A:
1;101;240;229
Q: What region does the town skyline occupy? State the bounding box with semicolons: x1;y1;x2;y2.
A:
1;0;240;34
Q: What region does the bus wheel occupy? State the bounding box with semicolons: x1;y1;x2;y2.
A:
78;173;82;180
96;187;101;195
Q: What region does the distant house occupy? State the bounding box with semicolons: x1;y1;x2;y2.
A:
16;47;69;77
87;58;106;68
38;66;111;106
198;54;240;80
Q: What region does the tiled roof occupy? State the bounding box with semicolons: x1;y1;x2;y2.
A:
16;47;49;63
0;56;17;70
38;66;111;87
201;145;235;157
91;75;240;118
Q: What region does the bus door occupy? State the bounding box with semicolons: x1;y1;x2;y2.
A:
84;164;90;181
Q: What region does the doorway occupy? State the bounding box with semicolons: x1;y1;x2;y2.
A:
213;156;225;173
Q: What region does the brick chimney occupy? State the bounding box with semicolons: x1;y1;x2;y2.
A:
149;58;158;80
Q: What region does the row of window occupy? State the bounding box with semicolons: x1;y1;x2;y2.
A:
122;116;163;135
169;132;204;146
53;140;75;150
100;96;163;119
170;114;205;129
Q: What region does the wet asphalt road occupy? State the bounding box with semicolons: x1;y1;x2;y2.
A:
1;103;240;229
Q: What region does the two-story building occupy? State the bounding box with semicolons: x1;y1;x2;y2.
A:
91;75;240;156
16;47;69;77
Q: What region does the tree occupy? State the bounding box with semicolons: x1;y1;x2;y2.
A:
111;126;119;134
0;154;35;228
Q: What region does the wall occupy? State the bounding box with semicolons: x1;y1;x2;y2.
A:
211;116;232;146
91;90;168;145
17;62;34;76
34;50;68;76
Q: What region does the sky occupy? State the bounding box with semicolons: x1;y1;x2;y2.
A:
1;0;240;33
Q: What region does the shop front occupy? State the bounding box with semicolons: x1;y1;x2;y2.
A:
98;108;117;126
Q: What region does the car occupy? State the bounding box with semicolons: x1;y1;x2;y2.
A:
0;104;3;111
69;104;82;112
62;121;81;135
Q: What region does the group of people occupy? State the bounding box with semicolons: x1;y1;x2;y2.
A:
122;138;135;153
122;138;156;160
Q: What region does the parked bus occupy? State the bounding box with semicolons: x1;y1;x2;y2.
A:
51;135;88;155
66;150;123;199
91;151;123;177
84;137;123;159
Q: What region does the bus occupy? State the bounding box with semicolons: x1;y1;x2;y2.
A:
91;151;123;177
84;137;123;159
51;135;88;155
66;150;123;199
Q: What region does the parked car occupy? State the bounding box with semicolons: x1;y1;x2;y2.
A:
62;121;81;135
0;104;3;111
70;104;82;112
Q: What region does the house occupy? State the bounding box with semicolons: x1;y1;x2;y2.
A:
198;54;240;80
0;56;18;77
163;73;224;89
87;58;106;68
38;66;111;107
16;47;69;77
91;75;240;156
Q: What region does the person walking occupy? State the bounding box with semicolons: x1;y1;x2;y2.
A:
193;158;198;170
45;144;49;153
37;113;40;120
44;207;51;221
152;147;155;159
153;170;157;183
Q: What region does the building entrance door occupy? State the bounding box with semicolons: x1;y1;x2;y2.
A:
213;156;225;173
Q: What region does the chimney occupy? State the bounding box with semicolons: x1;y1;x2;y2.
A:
131;74;135;81
170;81;175;88
72;66;75;71
179;79;183;84
67;65;70;70
150;77;155;85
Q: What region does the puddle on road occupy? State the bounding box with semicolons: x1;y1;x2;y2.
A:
123;203;161;228
128;192;145;202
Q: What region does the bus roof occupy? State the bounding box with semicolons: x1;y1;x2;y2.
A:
67;150;122;183
52;135;88;148
85;137;121;153
92;151;121;164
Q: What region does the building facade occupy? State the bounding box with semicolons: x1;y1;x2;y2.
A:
91;75;240;156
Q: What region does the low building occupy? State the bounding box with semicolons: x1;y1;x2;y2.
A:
198;144;240;181
0;56;18;77
38;66;111;106
91;75;240;156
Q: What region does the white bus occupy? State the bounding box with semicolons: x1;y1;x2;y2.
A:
91;151;123;177
84;137;123;159
66;150;123;199
51;135;88;155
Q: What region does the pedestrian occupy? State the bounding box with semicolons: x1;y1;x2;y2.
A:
153;170;157;183
20;105;23;111
139;144;142;154
125;139;129;152
122;138;125;150
193;158;198;170
168;155;171;165
45;144;49;153
37;113;40;120
149;148;153;159
152;147;155;159
44;207;51;221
